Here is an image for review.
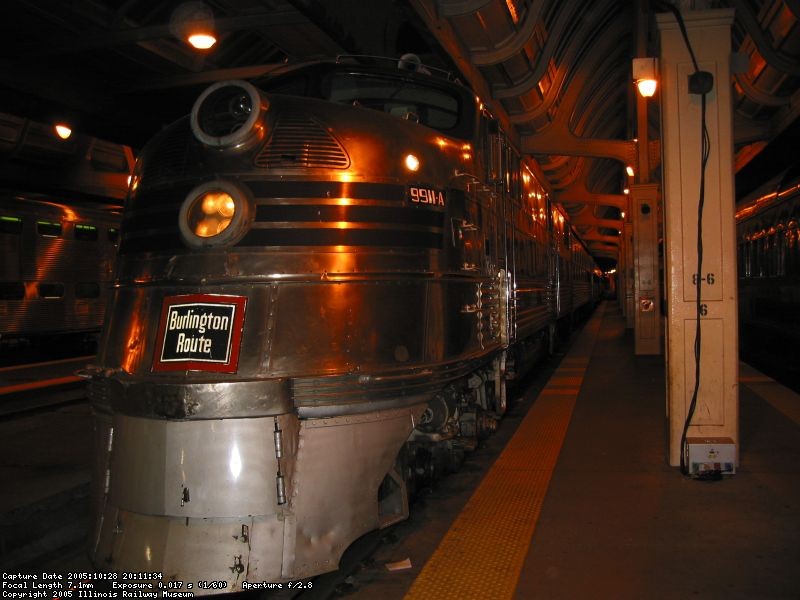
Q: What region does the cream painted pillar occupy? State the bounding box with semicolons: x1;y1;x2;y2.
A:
617;215;626;307
624;211;635;328
632;183;661;354
657;8;738;467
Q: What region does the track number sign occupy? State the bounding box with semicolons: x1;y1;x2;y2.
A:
152;294;246;373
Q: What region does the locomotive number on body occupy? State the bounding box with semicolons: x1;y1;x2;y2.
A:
152;294;246;373
408;186;445;207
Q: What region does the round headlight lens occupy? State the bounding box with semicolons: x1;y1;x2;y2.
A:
191;80;266;148
190;190;236;237
197;86;252;138
179;181;252;248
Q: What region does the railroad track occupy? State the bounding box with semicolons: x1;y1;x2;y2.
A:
0;355;92;417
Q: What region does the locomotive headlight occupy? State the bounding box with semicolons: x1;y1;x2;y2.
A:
191;80;267;149
196;191;235;236
179;180;253;248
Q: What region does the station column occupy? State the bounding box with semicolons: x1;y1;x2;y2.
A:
657;8;738;467
624;213;635;328
631;183;660;354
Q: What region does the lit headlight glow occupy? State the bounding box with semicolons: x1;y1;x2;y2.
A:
179;181;252;248
193;191;236;237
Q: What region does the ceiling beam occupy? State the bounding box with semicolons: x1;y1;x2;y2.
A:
580;232;621;245
438;0;494;17
524;129;636;173
732;0;800;76
572;217;623;230
469;0;546;66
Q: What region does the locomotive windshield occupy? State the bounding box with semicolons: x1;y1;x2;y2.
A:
259;64;473;139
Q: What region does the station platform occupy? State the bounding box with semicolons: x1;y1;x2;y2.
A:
355;301;800;600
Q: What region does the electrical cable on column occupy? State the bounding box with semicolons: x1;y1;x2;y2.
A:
654;1;716;478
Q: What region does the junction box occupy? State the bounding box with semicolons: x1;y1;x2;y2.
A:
685;437;736;476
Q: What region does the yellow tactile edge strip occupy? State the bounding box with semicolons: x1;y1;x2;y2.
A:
404;304;606;600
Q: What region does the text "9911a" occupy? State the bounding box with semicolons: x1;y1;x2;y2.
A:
409;186;445;207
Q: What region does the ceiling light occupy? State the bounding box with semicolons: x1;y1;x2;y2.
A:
171;3;217;51
187;32;216;49
54;124;72;140
633;57;658;98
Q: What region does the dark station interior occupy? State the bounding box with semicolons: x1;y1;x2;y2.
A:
0;1;798;599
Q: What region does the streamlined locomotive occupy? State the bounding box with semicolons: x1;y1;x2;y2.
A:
86;56;598;589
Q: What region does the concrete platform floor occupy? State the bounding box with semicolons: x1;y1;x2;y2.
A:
511;302;800;599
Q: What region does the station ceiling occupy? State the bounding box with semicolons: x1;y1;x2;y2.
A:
0;0;798;269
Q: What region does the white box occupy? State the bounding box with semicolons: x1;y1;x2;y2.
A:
686;437;736;476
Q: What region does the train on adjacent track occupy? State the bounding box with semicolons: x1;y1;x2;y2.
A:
736;164;800;391
0;193;121;362
85;56;601;589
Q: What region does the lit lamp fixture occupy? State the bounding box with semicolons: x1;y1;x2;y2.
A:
187;31;216;49
632;57;658;98
171;3;217;50
54;123;72;140
626;165;635;177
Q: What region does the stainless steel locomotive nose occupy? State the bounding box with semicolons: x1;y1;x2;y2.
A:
190;79;268;149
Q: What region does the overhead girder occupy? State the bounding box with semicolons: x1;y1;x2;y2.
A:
556;180;627;210
498;5;619;127
587;158;623;195
540;154;571;171
544;156;586;190
733;112;773;145
732;0;800;76
522;132;636;171
517;9;636;172
491;2;589;99
467;1;547;66
503;6;628;124
438;0;495;18
570;58;629;137
580;231;621;246
571;216;624;231
734;72;792;107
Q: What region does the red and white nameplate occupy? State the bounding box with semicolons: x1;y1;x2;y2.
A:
152;294;246;373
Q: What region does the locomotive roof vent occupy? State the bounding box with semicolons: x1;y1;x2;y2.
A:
191;80;267;150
